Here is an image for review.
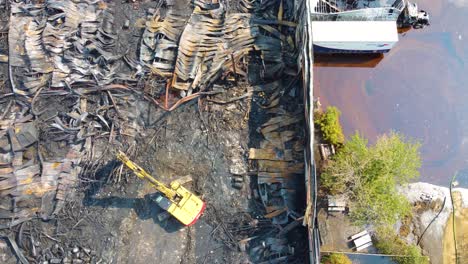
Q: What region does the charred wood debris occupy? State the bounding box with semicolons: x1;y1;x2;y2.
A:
0;0;306;263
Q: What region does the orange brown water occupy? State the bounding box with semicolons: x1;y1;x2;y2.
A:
315;0;468;185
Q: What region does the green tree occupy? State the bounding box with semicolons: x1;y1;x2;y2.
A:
321;253;352;264
315;106;345;146
320;132;421;226
320;132;426;263
320;133;370;194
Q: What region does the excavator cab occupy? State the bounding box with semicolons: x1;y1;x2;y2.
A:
151;193;172;211
165;180;206;226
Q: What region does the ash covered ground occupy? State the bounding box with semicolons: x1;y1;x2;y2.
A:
0;0;308;263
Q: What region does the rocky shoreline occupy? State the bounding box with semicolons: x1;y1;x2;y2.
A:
399;182;468;264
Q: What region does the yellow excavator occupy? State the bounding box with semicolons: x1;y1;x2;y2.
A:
116;151;206;226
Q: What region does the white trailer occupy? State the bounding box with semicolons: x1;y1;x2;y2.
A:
312;21;399;54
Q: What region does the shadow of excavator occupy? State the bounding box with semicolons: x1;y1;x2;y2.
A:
82;161;184;233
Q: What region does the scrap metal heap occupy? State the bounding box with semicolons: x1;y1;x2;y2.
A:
0;0;306;262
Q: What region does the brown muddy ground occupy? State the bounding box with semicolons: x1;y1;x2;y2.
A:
315;0;468;185
317;209;365;253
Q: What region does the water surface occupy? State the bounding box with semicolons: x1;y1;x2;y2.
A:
315;0;468;185
348;254;396;264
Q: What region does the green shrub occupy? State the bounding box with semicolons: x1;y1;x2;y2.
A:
320;132;421;227
315;106;345;146
375;227;429;264
321;253;352;264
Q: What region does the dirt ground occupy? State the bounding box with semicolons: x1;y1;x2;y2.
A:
0;0;308;263
317;209;360;252
17;79;307;263
0;61;308;261
443;191;468;264
71;96;255;264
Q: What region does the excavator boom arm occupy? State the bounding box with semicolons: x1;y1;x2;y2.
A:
116;151;176;199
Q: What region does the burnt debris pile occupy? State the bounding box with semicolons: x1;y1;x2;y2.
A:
139;0;287;104
9;1;124;93
243;99;306;262
0;109;82;223
249;108;304;225
0;0;307;263
140;10;187;77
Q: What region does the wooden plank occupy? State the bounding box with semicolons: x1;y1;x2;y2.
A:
265;205;285;213
262;130;295;149
258;172;294;179
0;165;14;174
260;117;301;134
264;207;287;218
249;148;293;161
258;160;304;173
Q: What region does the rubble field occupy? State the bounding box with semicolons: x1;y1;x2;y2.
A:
0;0;308;263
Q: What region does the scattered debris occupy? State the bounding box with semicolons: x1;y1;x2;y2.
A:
0;0;308;263
9;1;128;95
319;143;335;160
0;236;28;264
140;10;187;77
0;54;6;63
249;110;303;225
0;101;81;224
420;192;434;203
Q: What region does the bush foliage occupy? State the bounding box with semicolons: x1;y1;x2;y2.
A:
320;132;421;226
375;227;429;264
319;130;426;263
321;253;352;264
315;106;345;146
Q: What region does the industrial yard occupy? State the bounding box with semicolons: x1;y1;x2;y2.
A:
0;0;309;263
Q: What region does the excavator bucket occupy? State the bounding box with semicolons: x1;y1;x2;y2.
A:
172;175;193;186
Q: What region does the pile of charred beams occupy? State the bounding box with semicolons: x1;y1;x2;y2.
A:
0;0;305;263
207;84;307;263
243;91;306;263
